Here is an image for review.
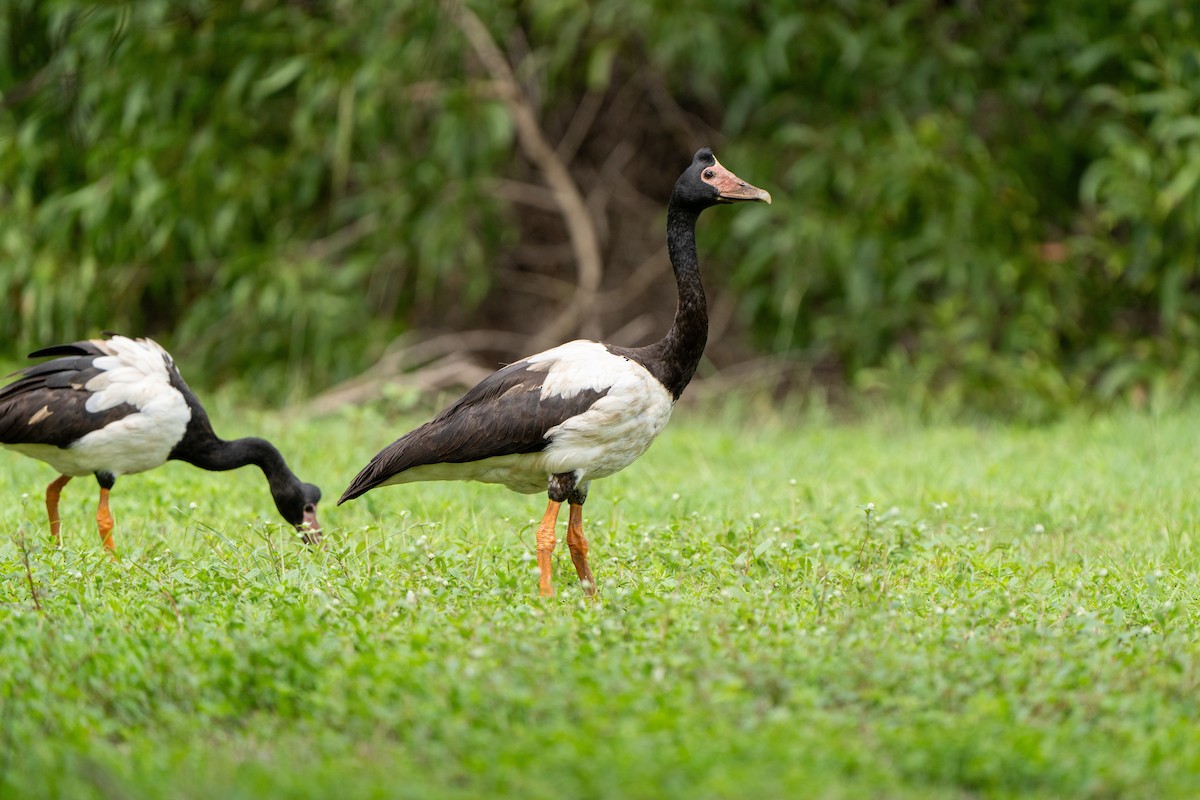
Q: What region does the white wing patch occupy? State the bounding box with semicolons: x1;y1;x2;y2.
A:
76;337;191;475
525;340;633;401
85;337;178;414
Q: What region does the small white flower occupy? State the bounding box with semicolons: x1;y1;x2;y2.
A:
1097;568;1109;577
671;493;681;501
866;503;875;511
788;478;797;486
1032;523;1045;534
189;502;198;509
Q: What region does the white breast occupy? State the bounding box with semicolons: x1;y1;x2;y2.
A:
521;342;677;488
538;347;674;482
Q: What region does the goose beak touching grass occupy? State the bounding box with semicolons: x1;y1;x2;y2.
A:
339;149;770;597
0;335;321;550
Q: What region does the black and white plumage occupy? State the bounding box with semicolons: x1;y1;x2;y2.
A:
0;335;321;549
339;149;770;596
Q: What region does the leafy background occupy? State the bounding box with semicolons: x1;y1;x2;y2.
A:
2;0;1199;417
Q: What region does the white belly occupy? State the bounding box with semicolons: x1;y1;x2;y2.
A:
5;407;189;478
384;453;554;494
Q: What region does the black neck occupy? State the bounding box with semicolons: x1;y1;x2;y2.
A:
164;374;309;526
178;434;286;475
627;202;707;400
170;408;300;497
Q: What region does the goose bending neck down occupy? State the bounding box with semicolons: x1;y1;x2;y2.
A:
0;335;321;549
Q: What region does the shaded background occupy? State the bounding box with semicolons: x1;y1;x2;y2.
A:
2;0;1198;419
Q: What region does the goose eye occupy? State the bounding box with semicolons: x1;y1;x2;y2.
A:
703;169;715;179
304;503;316;513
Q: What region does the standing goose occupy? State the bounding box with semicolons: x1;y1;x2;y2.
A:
0;335;321;549
339;148;770;596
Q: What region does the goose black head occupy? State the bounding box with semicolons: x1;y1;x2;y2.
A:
671;148;772;210
273;480;322;544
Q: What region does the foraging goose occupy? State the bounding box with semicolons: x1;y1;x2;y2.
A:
0;335;321;549
339;148;770;596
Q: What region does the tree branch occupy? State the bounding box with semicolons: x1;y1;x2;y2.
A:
303;329;533;414
450;2;604;347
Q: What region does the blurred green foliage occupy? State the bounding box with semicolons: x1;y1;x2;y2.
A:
1;0;515;394
2;0;1199;416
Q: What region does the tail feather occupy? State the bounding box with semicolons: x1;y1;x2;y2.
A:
338;457;391;504
337;408;543;503
28;342;103;360
338;432;427;504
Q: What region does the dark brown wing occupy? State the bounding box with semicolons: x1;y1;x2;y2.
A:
0;341;138;447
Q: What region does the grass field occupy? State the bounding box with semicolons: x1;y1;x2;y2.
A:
3;398;1200;798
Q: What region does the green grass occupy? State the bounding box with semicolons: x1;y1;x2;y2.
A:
4;400;1200;798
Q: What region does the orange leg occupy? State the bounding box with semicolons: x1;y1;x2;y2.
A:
45;474;72;545
567;503;596;596
96;487;115;551
535;499;561;597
